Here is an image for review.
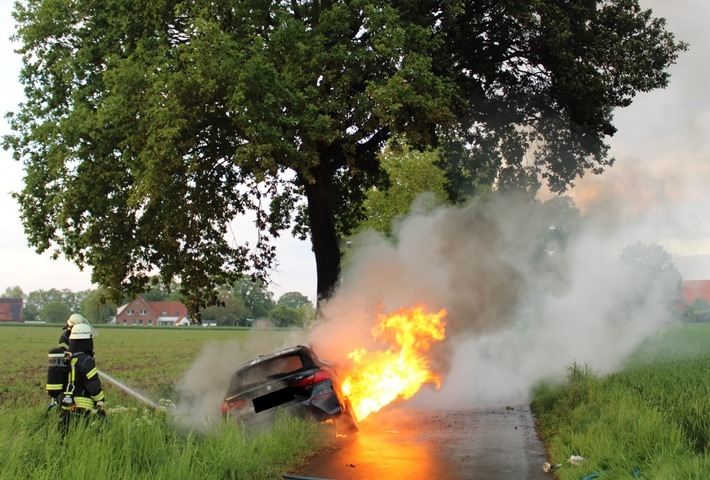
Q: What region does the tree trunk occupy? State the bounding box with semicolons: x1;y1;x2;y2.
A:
303;166;341;305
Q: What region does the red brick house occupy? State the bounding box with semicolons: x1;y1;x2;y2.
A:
682;280;710;305
116;295;190;326
0;298;23;322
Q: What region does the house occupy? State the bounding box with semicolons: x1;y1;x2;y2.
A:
0;298;23;322
682;280;710;305
116;295;190;326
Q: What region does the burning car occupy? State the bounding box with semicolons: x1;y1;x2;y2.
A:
219;345;358;433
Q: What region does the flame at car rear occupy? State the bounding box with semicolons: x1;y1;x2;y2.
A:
340;304;447;422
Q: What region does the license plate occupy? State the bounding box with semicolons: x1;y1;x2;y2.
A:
252;387;295;413
252;386;309;413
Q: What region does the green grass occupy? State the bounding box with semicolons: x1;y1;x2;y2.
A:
0;324;326;480
0;404;328;480
532;323;710;480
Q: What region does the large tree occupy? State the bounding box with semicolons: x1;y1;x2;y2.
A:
4;0;686;313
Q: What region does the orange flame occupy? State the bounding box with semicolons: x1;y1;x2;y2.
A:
341;304;447;422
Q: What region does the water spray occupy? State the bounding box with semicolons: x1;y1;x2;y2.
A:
98;369;158;409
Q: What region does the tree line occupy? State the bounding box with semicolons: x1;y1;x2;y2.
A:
1;277;314;327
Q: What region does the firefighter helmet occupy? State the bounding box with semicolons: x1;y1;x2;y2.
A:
69;323;94;340
67;313;89;328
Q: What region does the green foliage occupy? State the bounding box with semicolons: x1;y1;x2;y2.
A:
439;1;688;199
232;277;275;320
39;300;71;323
269;305;300;328
199;292;249;326
4;0;687;305
532;323;710;479
137;277;186;303
295;303;317;328
25;288;87;321
276;292;312;310
81;288;117;324
358;142;448;236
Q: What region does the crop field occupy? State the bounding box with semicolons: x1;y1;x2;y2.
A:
0;323;327;480
532;322;710;479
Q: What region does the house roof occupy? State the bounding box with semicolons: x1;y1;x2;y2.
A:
117;295;190;323
682;280;710;305
148;301;188;317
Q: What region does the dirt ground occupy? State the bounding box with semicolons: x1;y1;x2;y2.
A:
289;404;551;480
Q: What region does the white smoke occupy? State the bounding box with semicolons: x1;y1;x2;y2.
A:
171;327;308;433
309;192;680;409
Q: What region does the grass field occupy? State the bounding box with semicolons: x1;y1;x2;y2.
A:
531;322;710;479
0;323;326;480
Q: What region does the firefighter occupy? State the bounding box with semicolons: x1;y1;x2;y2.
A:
59;323;106;433
47;314;89;408
58;313;90;351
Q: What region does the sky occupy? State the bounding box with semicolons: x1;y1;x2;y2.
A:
1;0;708;304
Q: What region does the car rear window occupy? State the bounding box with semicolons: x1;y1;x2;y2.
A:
234;353;306;387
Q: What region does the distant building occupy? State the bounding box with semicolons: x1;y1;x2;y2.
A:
116;295;190;326
682;280;710;305
0;298;23;322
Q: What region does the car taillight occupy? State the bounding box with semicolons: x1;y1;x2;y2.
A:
221;399;249;414
294;369;330;386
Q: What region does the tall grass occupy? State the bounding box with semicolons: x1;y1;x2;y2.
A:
0;404;329;480
532;323;710;479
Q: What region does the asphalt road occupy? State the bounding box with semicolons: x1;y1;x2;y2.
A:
289;405;551;480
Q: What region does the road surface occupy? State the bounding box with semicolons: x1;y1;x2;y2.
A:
290;404;551;480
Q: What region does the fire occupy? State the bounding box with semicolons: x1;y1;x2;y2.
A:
341;304;447;422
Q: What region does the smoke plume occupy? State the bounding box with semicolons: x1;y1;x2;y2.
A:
175;190;681;428
309;191;680;409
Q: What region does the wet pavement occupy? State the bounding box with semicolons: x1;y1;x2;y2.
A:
291;405;550;480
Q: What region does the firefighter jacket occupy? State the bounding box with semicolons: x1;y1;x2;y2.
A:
65;352;105;411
